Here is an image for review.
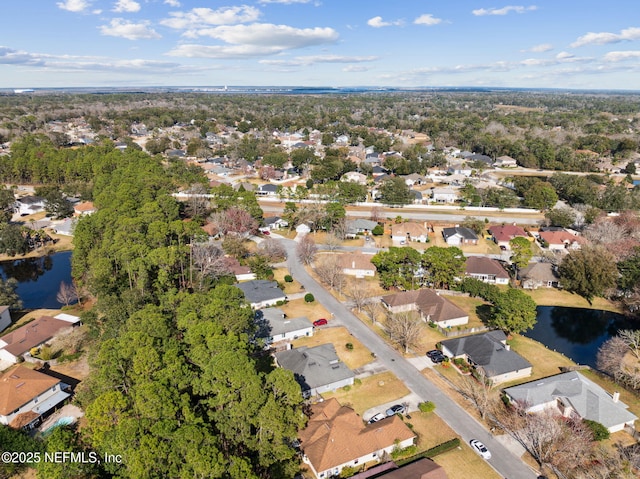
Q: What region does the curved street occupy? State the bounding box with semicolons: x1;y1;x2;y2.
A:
281;236;539;479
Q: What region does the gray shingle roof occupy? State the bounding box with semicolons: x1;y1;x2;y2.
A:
442;226;478;241
504;371;637;430
235;280;285;305
275;344;354;392
441;331;531;377
259;308;313;337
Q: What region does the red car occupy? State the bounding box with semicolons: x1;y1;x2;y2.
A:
262;230;270;235
313;318;328;327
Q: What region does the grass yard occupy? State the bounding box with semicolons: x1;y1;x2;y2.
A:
430;227;501;255
433;443;502;479
280;298;332;323
524;288;622;313
291;326;374;370
444;294;491;326
272;267;303;294
503;334;577;383
322;371;410;416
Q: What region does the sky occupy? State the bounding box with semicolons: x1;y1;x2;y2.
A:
1;0;639;90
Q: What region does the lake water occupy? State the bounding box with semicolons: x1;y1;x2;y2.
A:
523;306;638;369
0;251;73;309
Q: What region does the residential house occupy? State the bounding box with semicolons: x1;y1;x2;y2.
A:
391;222;429;243
441;331;532;384
468;154;494;166
299;398;416;479
503;371;638;433
0;314;81;364
381;289;469;328
262;216;289;231
354;458;449;479
73;201;96;216
341;171;367;185
234;280;286;309
431;187;459;204
256;184;279;196
518;262;560;289
274;344;355;397
0;366;71;429
539;230;586;252
256;308;313;346
493;155;518;168
488;225;529;250
410;190;424;204
14;196;46;216
52;217;76;236
0;306;11;332
402;173;427;186
465;256;510;285
336;252;377;278
441;227;478;246
224;257;256;282
345;219;378;238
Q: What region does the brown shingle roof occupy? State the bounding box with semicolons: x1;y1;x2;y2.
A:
0;366;59;415
73;201;95;213
0;316;74;357
381;289;468;324
375;458;449;479
465;256;509;279
539;230;586;246
488;224;527;242
336;253;377;272
300;398;415;473
391;222;428;238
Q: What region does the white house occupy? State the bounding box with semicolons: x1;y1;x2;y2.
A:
336;252;377;278
504;371;638;433
0;365;71;429
258;308;313;346
14;196;46;216
234;280;286;309
391;222;429;243
493;155;518;168
431;187;459;204
340;171;367;185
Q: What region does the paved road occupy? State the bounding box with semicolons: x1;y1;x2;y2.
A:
282;237;539;479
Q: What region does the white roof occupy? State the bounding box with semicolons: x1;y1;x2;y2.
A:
54;313;81;324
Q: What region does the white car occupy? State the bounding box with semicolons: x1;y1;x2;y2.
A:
470;439;491;460
367;413;386;424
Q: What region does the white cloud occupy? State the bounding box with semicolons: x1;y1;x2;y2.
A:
57;0;91;12
604;50;640;62
99;19;161;40
343;65;369;72
571;27;640;47
113;0;140;13
527;43;553;52
414;14;442;26
260;54;376;66
556;51;574;60
0;46;45;66
161;6;261;30
367;16;402;28
164;0;180;6
472;5;537;16
167;43;283;58
182;23;338;48
258;0;311;3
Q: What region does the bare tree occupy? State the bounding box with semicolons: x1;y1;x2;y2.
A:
56;281;78;307
331;218;348;240
191;242;231;289
384;311;424;354
315;255;345;292
324;232;342;251
458;370;497;420
363;300;381;324
619;329;640;359
257;238;287;262
598;331;640;390
345;280;374;312
210;207;258;237
184;183;210;218
53;326;85;354
370;206;383;223
296;234;317;265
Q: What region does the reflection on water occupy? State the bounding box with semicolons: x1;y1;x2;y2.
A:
524;306;639;369
0;251;73;309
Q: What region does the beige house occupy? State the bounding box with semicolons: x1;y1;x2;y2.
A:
381;289;468;328
336;252;377;278
300;398;416;479
391;222;429;243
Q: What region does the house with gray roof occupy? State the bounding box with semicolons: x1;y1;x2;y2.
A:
503;371;638;433
442;227;478;246
345;219;378;238
440;331;532;384
518;262;560;289
274;344;355;397
257;184;279;196
256;308;313;346
234;280;286;309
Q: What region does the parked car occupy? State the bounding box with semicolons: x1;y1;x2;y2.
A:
499;245;507;251
385;404;405;416
367;413;386;424
426;350;446;363
262;230;270;235
313;318;328;327
470;439;491;460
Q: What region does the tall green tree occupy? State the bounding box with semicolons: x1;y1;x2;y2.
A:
422;246;466;289
371;247;423;290
558;245;618;304
379;177;412;206
490;288;537;334
509;237;533;271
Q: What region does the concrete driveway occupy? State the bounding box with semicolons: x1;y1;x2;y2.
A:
281;237;540;479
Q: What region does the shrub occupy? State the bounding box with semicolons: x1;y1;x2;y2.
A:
372;224;384;236
276;300;286;306
284;275;293;282
424;438;460;458
353;378;362;386
391;444;418;460
345;342;354;350
304;293;315;303
342;385;351;392
583;419;610;441
340;466;357;478
418;401;436;413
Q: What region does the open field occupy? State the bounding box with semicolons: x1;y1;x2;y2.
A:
291;326;373;370
524;288;623;312
280;298;332;323
322;371;410;416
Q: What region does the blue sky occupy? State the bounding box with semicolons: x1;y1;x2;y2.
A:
1;0;639;89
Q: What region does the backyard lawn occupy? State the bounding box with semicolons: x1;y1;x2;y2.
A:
280;298;332;323
291;326;373;370
524;288;622;312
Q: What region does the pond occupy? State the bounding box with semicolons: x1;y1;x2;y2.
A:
0;251;73;309
523;306;639;369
